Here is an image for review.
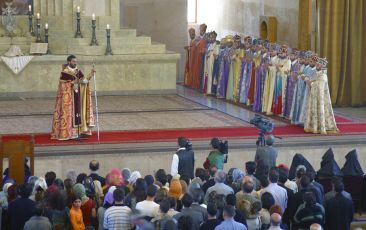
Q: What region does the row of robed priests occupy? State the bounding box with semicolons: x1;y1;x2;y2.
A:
185;24;338;135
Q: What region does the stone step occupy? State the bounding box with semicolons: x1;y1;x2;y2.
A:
0;44;31;54
60;36;151;46
0;37;36;45
48;29;137;38
61;44;166;56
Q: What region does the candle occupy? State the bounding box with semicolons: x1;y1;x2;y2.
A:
107;24;110;29
45;23;48;29
92;13;95;20
36;13;40;19
77;6;80;13
28;5;31;12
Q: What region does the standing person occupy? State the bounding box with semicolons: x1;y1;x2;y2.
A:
51;55;95;140
215;205;247;230
70;196;85;230
264;44;279;115
260;168;288;213
8;183;36;230
185;28;196;87
294;192;325;229
304;58;338;134
204;171;234;204
171;137;195;179
206;138;225;171
73;183;96;228
103;188;132;230
88;160;106;187
192;24;208;90
324;180;354;230
135;185;160;218
271;45;291;116
204;31;219;95
200;202;221;230
23;204;52;230
283;48;300;118
255;135;278;169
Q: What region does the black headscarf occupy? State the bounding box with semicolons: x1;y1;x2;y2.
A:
317;148;343;177
289;153;316;180
341;149;364;176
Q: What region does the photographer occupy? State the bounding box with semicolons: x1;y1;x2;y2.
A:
204;138;228;170
170;137;195;179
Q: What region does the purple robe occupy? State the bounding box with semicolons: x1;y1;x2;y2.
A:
218;48;231;98
283;60;300;118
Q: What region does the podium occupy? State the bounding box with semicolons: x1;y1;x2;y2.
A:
0;138;34;185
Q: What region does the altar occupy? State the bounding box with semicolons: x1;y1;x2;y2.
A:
0;0;180;97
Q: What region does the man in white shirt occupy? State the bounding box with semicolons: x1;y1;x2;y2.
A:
135;185;159;217
170;137;195;179
260;167;288;212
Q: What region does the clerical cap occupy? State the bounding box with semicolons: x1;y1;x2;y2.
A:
279;45;288;54
318;57;328;67
244;36;253;44
311;54;320;63
299;51;306;58
305;51;313;58
234;34;241;41
225;35;234;43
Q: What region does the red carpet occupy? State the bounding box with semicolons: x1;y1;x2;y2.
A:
1;123;365;146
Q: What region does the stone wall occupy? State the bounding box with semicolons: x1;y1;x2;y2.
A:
120;0;187;82
31;143;366;179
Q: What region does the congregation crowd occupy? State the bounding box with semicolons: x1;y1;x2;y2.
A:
0;137;365;230
184;24;338;135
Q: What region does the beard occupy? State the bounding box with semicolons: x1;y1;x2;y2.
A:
69;64;77;69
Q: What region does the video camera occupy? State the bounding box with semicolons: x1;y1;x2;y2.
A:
250;114;275;147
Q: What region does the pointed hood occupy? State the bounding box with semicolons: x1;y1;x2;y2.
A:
289;153;315;180
317;148;343;177
341;149;364;176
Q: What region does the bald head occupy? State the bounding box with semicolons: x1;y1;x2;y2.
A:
309;223;322;230
243;175;253;183
270;213;281;226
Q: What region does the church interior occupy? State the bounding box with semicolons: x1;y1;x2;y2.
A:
0;0;365;229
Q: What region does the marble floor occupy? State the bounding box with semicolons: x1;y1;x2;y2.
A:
0;85;364;135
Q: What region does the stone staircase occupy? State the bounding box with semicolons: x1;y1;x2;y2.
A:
0;28;167;56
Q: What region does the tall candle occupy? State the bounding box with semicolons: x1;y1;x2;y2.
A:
28;5;31;12
106;24;110;29
45;23;48;29
92;13;95;20
36;13;40;19
77;6;80;13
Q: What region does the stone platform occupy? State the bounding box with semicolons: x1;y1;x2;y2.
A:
0;53;179;97
0;0;180;97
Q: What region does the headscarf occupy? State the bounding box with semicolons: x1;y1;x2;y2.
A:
128;171;142;185
2;183;13;197
73;183;88;202
106;168;124;187
317;148;343;177
289;153;316;180
144;175;155;187
28;176;39;189
7;184;17;203
341;149;364;176
168;179;182;199
232;168;245;183
103;186;116;206
122;168;131;182
34;177;48;193
66;170;78;184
